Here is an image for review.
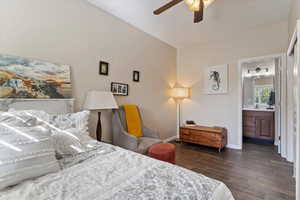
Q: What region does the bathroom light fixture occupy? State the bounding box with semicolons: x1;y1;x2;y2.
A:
255;67;261;73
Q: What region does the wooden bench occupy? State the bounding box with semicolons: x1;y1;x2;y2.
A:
180;126;227;152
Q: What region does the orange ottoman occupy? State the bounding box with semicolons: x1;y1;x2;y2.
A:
148;143;176;164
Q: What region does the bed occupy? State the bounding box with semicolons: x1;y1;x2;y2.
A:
0;142;234;200
0;99;234;200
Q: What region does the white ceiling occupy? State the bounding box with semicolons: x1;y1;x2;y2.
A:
88;0;291;48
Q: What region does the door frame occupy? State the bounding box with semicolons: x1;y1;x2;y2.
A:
287;20;300;200
237;53;286;150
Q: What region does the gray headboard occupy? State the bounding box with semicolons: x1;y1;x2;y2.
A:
0;99;75;114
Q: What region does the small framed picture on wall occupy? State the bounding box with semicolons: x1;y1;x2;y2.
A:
204;64;228;94
99;61;109;76
133;71;140;82
111;82;129;96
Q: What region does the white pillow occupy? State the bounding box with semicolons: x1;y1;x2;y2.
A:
7;110;95;157
0;113;60;190
49;111;98;157
7;109;89;134
49;111;90;135
2;110;50;127
52;128;98;156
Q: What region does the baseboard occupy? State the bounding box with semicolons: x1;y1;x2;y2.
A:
163;137;242;149
226;144;242;150
163;136;177;143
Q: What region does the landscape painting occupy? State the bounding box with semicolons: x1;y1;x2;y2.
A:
0;55;72;99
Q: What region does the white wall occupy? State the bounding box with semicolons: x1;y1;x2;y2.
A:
289;0;300;38
177;22;288;147
0;0;177;142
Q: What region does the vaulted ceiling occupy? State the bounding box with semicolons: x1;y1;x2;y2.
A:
88;0;291;48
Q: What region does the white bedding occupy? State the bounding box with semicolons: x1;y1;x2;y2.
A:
0;143;234;200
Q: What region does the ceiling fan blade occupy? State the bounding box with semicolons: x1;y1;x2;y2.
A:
154;0;183;15
194;0;204;23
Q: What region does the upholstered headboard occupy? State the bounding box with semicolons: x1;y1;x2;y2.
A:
0;99;75;114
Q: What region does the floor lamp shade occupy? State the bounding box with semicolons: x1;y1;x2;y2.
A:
171;87;189;100
83;91;118;141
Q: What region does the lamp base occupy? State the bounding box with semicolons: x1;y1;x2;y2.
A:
96;112;102;141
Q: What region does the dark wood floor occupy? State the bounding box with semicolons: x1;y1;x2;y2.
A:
174;142;295;200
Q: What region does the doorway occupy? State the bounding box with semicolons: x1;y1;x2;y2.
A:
237;54;286;151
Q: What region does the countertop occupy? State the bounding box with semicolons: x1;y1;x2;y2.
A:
243;108;275;112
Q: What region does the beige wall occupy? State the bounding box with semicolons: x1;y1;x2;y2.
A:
288;0;300;38
177;22;288;147
0;0;177;142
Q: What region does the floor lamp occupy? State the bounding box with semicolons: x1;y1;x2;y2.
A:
83;91;118;141
170;86;190;141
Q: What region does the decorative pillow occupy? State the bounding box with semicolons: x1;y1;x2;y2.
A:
3;110;50;127
8;109;89;133
48;111;96;157
7;110;95;158
0;113;60;190
52;128;98;156
49;111;90;135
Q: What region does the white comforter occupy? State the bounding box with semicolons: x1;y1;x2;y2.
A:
0;143;234;200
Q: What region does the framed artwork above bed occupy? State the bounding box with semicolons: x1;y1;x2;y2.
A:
0;55;72;99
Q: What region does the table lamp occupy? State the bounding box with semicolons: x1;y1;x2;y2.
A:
83;91;118;141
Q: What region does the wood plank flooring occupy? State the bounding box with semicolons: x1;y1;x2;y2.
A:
173;142;295;200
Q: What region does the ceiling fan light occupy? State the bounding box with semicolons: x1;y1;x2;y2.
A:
189;0;201;11
203;0;215;8
184;0;194;7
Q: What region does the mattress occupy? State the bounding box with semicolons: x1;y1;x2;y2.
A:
0;143;234;200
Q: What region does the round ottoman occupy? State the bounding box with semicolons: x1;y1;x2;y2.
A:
148;143;176;164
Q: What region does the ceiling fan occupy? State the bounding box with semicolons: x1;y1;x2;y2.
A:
153;0;215;23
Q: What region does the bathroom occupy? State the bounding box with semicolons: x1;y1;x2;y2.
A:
242;57;278;144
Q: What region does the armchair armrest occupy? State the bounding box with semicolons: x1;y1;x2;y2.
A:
143;126;160;139
118;130;139;151
112;110;139;151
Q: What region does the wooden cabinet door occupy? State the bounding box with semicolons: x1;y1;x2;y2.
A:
255;117;274;140
243;111;274;141
243;116;256;138
255;118;261;138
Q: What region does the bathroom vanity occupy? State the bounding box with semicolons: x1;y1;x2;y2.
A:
243;109;275;142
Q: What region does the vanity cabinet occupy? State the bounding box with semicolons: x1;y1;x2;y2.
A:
243;110;274;141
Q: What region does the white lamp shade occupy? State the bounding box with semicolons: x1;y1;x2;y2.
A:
170;87;190;99
83;91;118;110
